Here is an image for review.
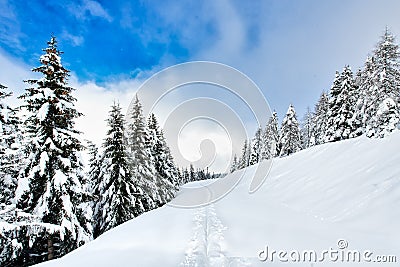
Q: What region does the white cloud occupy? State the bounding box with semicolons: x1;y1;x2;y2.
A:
194;0;245;62
70;0;112;22
69;76;141;146
61;30;84;47
0;0;24;51
0;49;32;103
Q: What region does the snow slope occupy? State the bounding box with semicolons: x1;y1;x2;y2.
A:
36;132;400;266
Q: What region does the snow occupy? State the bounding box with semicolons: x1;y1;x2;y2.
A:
54;170;68;187
37;102;49;121
377;97;396;115
15;177;29;201
39;151;49;176
35;131;400;267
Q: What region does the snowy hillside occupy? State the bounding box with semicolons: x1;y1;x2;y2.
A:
36;132;400;267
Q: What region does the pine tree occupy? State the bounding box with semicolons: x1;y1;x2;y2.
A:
238;140;250;169
312;92;329;145
0;83;21;206
126;95;158;211
246;140;252;165
352;68;365;136
182;168;189;184
356;57;376;130
189;164;196;181
300;107;315;148
93;102;144;238
16;36;91;262
146;113;177;205
278;104;302;157
325;66;358;142
196;168;206;181
250;127;262;165
262;112;279;159
86;140;102;224
230;154;238;173
371;98;400;137
363;28;400;137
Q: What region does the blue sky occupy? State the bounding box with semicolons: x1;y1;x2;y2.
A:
1;0;400;171
0;0;399;112
2;0;400;111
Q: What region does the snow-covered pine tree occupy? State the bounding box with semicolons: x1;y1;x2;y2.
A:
278;104;302;157
86;141;102;217
352;68;365;135
177;168;183;184
312;92;329;145
189;164;196;182
205;167;211;180
246;140;252;166
126;95;158;211
181;167;189;184
300;107;315;149
0;83;21;206
356;57;376;130
371;98;400;137
261;111;279;160
93;102;144;238
196;168;206;181
250;127;262;165
147;113;178;206
325;66;358;142
238;139;250;169
363;28;400;137
16;36;91;263
230;154;238;173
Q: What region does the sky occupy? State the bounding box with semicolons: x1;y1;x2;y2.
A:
1;0;400;172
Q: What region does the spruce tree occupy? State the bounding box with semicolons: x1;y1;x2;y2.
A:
278;104;302;157
238;140;250;169
325;66;358;142
300;107;315;148
371;98;400;137
146;113;177;206
189;164;196;181
86;140;102;219
0;83;21;206
246;140;252;166
93;102;144;238
196;168;206;181
126;95;158;211
16;36;91;262
230;154;238;173
182;168;189;184
356;57;376;129
312;92;329;145
262;112;279;159
250;127;262;165
363;29;400;137
352;69;365;135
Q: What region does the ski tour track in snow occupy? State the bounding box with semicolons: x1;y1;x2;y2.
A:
181;204;252;267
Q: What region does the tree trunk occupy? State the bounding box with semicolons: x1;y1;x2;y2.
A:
48;237;54;260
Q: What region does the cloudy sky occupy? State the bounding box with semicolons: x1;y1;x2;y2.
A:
1;0;400;172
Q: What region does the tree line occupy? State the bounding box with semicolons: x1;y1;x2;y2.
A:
231;28;400;172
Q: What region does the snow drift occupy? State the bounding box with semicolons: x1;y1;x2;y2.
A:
36;132;400;266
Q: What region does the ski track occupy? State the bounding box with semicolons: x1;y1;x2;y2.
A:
181;204;253;267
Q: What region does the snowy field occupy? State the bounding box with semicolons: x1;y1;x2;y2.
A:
36;131;400;267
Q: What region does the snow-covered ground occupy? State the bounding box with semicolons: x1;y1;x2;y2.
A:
36;132;400;266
